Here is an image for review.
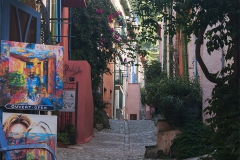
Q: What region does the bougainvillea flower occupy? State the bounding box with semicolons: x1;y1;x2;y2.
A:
100;38;105;43
113;11;122;18
110;28;114;33
108;15;113;23
96;9;103;14
114;34;119;39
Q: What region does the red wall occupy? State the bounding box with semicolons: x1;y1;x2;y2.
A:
63;61;94;144
59;7;93;144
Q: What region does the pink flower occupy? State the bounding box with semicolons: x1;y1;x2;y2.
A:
116;39;121;43
114;35;119;39
100;38;105;44
96;9;103;14
108;15;113;23
114;11;122;18
110;28;114;33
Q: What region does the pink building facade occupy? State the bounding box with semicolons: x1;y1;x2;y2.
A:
125;83;141;120
59;6;94;144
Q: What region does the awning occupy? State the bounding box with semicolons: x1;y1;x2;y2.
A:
62;0;86;8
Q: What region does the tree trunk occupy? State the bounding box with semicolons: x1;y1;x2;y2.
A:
195;26;217;84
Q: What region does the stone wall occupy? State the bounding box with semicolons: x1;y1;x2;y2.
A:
157;120;181;155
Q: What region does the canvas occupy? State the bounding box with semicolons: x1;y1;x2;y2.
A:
0;40;64;110
2;112;57;160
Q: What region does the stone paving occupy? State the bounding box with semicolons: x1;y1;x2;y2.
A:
56;119;157;160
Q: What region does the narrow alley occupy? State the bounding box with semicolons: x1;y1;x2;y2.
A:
57;120;156;160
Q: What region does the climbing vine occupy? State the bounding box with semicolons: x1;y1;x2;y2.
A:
71;0;136;91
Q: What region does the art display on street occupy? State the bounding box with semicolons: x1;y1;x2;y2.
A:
0;40;64;110
61;90;76;112
2;112;57;160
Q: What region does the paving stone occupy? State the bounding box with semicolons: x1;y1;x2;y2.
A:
56;119;157;160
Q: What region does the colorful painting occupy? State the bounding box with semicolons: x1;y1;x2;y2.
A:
0;40;64;110
2;112;57;160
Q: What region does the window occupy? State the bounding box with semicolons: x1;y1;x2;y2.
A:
130;114;137;120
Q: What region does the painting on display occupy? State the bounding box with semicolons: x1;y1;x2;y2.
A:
0;40;64;110
2;112;57;160
61;90;76;112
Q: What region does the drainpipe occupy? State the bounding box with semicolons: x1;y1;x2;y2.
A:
113;21;116;120
194;36;198;79
69;8;72;60
163;17;167;73
113;54;116;119
51;0;57;45
182;31;189;80
136;50;139;83
221;47;225;77
169;3;173;77
57;0;62;43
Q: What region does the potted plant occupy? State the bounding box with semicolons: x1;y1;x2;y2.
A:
60;123;76;145
142;61;202;129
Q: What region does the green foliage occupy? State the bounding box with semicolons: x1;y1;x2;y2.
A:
57;133;70;145
94;109;109;128
143;60;202;128
204;75;240;159
171;121;213;159
120;0;130;17
71;0;136;90
8;71;25;87
140;88;147;106
132;0;240;158
94;98;108;110
144;60;164;84
58;123;76;145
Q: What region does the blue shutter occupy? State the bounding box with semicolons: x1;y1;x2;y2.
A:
1;0;40;43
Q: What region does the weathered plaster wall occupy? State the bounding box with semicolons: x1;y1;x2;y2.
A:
63;61;94;144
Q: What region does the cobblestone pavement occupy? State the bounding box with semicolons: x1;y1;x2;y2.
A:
56;119;157;160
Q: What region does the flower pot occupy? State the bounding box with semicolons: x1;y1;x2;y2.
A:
157;119;172;132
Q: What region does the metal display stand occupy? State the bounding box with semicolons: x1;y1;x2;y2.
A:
58;82;78;145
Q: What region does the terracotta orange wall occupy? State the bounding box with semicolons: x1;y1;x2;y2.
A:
177;31;184;76
103;63;114;118
63;61;94;144
60;8;94;144
59;7;69;62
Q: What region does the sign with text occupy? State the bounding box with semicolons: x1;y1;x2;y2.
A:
60;90;76;112
5;104;55;111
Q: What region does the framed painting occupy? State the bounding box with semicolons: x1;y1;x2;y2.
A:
0;40;64;110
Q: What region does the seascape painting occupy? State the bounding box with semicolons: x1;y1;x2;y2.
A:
0;40;64;110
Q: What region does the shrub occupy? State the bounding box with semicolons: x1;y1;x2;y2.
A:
142;60;202;128
170;121;213;159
